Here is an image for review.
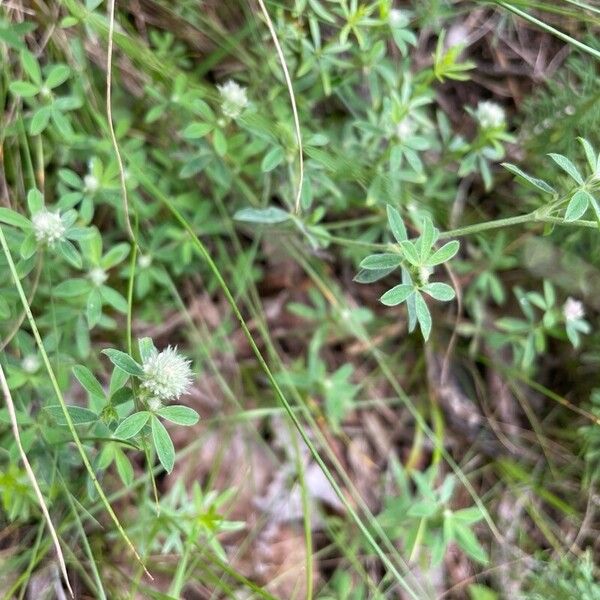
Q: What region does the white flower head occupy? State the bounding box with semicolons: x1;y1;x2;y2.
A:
21;354;40;374
141;346;193;405
138;254;152;269
32;209;66;245
389;9;409;28
88;267;107;287
475;101;506;129
563;297;585;322
84;174;99;193
217;80;248;119
396;117;416;139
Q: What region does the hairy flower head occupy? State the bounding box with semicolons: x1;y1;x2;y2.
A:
217;80;248;119
563;297;585;322
141;346;193;404
32;209;66;245
88;267;107;287
475;101;505;129
21;354;40;374
389;9;409;28
396;117;416;139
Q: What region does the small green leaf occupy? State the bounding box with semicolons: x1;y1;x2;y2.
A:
138;337;156;362
0;207;31;230
87;288;102;328
399;240;420;266
261;146;285;172
420;218;435;260
27;189;44;213
102;349;144;377
454;522;488;564
380;284;414;306
414;292;432;340
100;286;128;313
182;122;213;139
30;106;52;135
20;233;37;259
151;416;175;473
425;240;460;266
45;405;98;425
57;239;82;268
234;206;290;224
45;64;71;88
422;282;455;301
21;49;41;84
53;278;90;297
113;448;134;486
9;80;39;97
502;163;556;195
564;189;590;222
359;253;403;270
548;153;584;185
353;266;397;284
578;137;596;174
113;411;150;439
407;501;438;518
72;365;105;400
386;204;407;243
100;242;130;269
156;405;199;426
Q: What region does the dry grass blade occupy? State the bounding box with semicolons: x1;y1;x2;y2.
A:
0;362;74;599
256;0;304;214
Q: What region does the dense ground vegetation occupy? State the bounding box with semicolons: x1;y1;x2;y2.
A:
0;1;599;598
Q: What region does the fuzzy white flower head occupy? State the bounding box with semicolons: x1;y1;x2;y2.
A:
32;209;66;245
389;9;409;28
563;297;585;322
475;101;505;129
141;346;193;404
138;254;152;269
217;80;248;119
21;354;40;374
396;117;416;139
84;174;99;193
88;267;107;287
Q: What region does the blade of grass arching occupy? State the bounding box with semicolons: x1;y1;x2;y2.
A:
15;522;45;600
495;1;600;61
289;421;313;600
208;199;420;594
290;243;503;543
0;361;74;597
210;198;423;595
130;166;422;600
0;226;151;579
62;489;107;600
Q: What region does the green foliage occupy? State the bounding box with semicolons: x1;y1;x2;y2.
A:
0;0;598;597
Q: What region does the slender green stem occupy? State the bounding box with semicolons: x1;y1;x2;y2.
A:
0;226;151;579
131;165;422;600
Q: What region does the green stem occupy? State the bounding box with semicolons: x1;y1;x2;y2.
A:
131;166;421;600
0;226;151;579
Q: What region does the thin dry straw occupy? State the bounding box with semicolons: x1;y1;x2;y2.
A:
0;361;74;598
106;0;137;245
256;0;304;214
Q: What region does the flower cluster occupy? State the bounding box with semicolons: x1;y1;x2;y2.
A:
563;297;585;322
217;80;248;119
475;101;506;129
31;209;66;245
141;346;193;408
396;116;416;139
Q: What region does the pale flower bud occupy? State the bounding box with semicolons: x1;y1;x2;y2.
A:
217;80;248;119
141;346;193;406
563;297;584;322
475;101;506;129
32;210;66;245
